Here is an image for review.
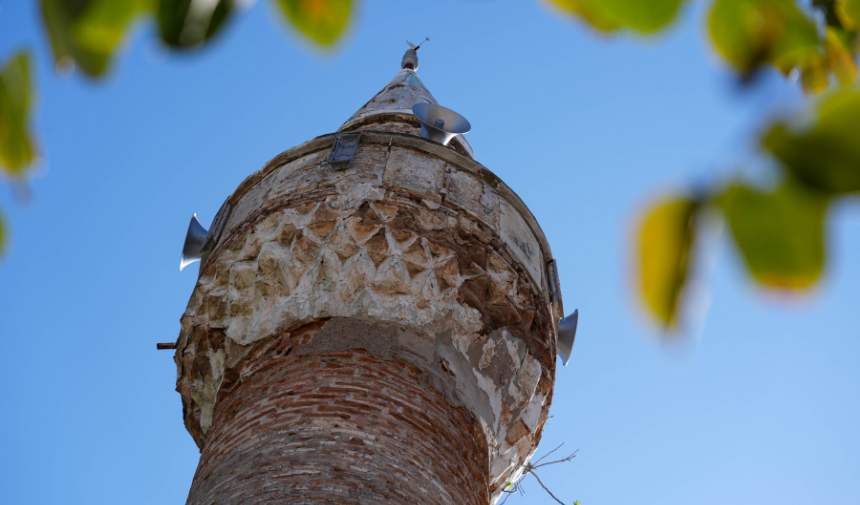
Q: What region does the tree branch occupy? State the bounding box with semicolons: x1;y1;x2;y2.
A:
529;470;566;505
497;445;579;504
533;449;578;469
532;443;564;465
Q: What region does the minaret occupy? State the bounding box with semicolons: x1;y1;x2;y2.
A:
173;45;563;505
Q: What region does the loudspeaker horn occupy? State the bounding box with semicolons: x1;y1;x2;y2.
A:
557;309;578;366
180;213;209;271
412;102;471;146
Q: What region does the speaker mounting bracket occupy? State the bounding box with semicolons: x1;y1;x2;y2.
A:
328;132;362;170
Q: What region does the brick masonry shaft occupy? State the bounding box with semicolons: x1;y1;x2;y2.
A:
186;323;489;505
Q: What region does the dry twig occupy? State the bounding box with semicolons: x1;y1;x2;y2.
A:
498;444;578;505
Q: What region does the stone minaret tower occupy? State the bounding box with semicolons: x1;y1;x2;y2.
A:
173;47;564;505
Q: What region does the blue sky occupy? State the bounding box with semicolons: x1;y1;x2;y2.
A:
1;1;858;504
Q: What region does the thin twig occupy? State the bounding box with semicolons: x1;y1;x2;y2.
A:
498;445;579;504
499;477;523;505
499;477;525;505
532;443;564;465
533;449;579;469
529;471;566;505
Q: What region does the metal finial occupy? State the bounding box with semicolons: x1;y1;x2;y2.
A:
402;37;429;70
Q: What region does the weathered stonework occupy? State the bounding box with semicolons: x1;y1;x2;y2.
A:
175;67;559;504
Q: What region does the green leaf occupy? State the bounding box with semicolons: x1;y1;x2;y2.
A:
274;0;353;46
157;0;235;49
708;0;821;75
548;0;687;34
823;27;859;86
74;0;150;53
547;0;619;31
0;51;38;174
40;0;148;78
762;87;860;194
837;0;860;29
799;52;831;95
41;0;109;76
638;197;699;328
720;181;827;290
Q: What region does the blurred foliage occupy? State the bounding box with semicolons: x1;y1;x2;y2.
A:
637;86;860;330
0;51;37;175
836;0;860;28
0;0;858;338
38;0;351;78
713;1;816;65
548;0;688;33
638;198;698;329
551;0;860;95
40;0;148;77
708;0;820;83
158;0;235;49
275;0;353;46
0;51;35;255
720;181;828;289
763;87;860;194
0;0;355;260
544;0;860;331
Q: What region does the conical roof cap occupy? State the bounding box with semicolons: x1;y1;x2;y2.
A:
338;66;475;160
340;69;434;126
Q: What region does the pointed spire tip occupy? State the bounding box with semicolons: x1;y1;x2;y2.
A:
401;38;428;71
